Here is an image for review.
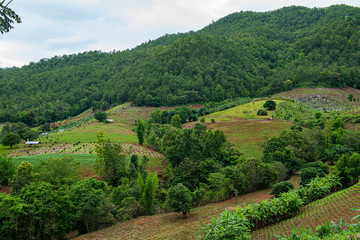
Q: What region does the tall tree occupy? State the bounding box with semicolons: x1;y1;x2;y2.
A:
0;0;21;34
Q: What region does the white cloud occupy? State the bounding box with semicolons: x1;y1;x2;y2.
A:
0;0;359;67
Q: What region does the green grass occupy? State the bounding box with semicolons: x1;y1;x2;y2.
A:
206;100;285;120
40;123;137;144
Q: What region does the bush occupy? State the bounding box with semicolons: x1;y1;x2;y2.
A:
257;109;268;116
211;119;215;123
200;209;251;240
270;182;294;198
304;161;329;175
200;118;205;123
300;167;326;187
94;111;107;122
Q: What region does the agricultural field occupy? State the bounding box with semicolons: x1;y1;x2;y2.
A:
73;173;301;240
185;99;294;159
252;182;360;239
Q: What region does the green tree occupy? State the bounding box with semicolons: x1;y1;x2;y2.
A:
136;119;145;145
95;130;127;186
9;161;34;193
69;178;115;233
37;156;81;186
20;182;76;239
2;132;20;148
300;167;325;187
263;100;277;110
94;111;107;122
336;153;360;187
0;1;21;34
166;183;192;218
0;156;15;184
348;93;355;102
170;114;182;129
139;173;158;214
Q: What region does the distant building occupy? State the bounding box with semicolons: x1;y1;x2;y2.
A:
25;141;40;147
105;119;114;123
59;129;64;132
41;132;48;136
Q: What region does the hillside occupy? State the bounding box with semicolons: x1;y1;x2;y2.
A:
1;5;360;126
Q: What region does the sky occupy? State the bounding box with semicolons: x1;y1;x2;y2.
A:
0;0;359;68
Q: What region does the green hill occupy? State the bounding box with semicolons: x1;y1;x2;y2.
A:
1;5;360;126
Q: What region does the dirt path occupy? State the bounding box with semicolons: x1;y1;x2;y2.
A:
73;174;300;240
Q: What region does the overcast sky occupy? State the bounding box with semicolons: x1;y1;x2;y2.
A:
0;0;359;68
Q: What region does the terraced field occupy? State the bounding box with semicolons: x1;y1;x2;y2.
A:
252;182;360;239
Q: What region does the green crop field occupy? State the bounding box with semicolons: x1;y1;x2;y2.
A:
252;182;360;239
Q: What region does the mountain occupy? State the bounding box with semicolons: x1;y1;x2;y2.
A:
0;4;360;126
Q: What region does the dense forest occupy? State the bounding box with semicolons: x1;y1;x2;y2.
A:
1;4;360;126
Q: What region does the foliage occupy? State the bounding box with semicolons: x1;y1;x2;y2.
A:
257;109;268;116
166;183;192;218
9;161;34;193
0;1;21;34
1;132;20;148
0;156;15;184
200;209;251;240
336;153;360;187
135;119;145;145
270;182;294;198
300;167;326;187
94;111;107;122
0;182;76;240
69;178;115;233
37;156;81;186
263;100;277;110
304;161;329;175
137;173;159;215
170;115;182;128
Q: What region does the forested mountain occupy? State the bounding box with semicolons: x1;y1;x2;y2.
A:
1;4;360;126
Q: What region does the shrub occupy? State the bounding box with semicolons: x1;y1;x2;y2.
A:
200;118;205;123
300;167;326;187
211;119;215;123
94;111;107;122
304;161;329;175
200;209;251;240
270;182;294;198
257;109;268;116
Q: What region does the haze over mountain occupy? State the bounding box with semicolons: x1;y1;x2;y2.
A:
0;5;359;126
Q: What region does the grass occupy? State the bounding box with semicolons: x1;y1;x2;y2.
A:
184;99;293;159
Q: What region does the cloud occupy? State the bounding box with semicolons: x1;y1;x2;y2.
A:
0;0;359;67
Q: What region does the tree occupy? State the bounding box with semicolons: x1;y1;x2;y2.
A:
263;100;277;110
300;167;325;187
37;156;81;186
166;183;192;218
137;172;158;214
136;119;145;145
170;114;182;129
9;161;34;193
2;132;20;148
0;1;21;34
69;178;115;233
0;156;15;184
95;130;127;186
94;111;107;122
